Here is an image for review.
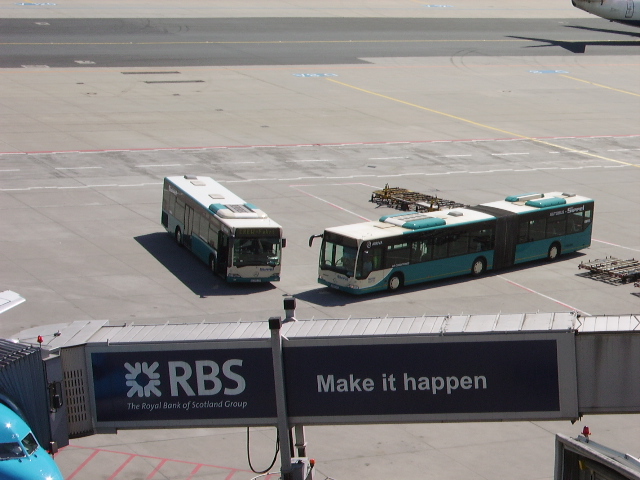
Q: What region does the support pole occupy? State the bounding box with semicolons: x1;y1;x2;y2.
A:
294;425;307;457
269;316;293;479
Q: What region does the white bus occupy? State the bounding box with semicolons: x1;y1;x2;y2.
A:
161;176;285;282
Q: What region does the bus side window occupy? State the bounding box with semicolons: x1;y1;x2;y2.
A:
175;198;185;223
567;211;584;233
208;224;217;247
448;232;470;257
411;240;431;264
432;234;449;260
384;243;410;268
528;219;546;242
546;213;567;238
472;228;493;250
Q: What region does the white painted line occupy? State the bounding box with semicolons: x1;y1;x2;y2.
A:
290;185;371;221
593;239;640;253
285;159;331;163
0;169;20;172
135;164;191;168
498;276;590;316
55;166;103;170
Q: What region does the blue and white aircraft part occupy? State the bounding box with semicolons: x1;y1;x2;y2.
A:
0;403;64;480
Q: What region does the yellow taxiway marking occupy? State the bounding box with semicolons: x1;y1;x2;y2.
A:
326;77;639;168
560;74;640;98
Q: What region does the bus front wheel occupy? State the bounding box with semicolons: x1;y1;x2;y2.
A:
471;257;486;276
175;227;183;246
548;242;561;261
387;273;403;292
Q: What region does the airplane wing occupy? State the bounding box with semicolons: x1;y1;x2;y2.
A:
0;291;26;314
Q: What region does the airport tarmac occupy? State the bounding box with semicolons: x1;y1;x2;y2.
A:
1;1;639;479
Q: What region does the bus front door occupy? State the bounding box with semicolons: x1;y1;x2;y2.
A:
217;232;229;275
493;215;518;270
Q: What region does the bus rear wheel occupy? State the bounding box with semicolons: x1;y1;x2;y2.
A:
548;242;561;261
471;257;486;276
387;273;403;292
175;227;183;246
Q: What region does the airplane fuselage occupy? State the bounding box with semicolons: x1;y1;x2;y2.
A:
572;0;640;26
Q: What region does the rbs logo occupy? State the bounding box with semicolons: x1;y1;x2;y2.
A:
124;359;246;398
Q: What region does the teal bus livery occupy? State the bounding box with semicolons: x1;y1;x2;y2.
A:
162;175;285;282
309;191;593;294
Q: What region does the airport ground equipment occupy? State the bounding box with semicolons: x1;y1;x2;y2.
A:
370;184;467;212
555;428;640;480
578;257;640;284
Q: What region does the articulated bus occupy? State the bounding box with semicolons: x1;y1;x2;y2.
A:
309;192;593;294
162;176;285;282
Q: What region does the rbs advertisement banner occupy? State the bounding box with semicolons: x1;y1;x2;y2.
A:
89;334;576;427
91;347;276;426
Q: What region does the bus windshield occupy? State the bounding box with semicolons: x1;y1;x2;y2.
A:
233;238;281;267
320;235;358;277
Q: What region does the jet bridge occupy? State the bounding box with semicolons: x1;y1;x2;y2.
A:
9;309;639;438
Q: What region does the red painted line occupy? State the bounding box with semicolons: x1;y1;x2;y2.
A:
65;445;251;472
146;459;168;479
108;454;135;480
65;449;100;480
185;464;203;480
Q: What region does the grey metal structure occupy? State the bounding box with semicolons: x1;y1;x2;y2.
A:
0;339;68;450
555;432;640;480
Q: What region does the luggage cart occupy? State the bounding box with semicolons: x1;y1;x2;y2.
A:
371;184;466;212
578;256;640;284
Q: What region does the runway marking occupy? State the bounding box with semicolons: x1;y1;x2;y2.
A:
560;74;640;98
135;163;192;168
285;159;331;162
289;184;372;221
2;39;532;47
1;134;638;157
325;78;640;169
62;444;249;480
0;160;633;192
498;276;590;316
55;166;102;170
593;238;640;253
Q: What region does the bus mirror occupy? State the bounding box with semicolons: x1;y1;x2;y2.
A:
309;234;323;247
282;238;287;248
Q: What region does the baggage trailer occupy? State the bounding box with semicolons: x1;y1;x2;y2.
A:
371;184;467;212
578;257;640;284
